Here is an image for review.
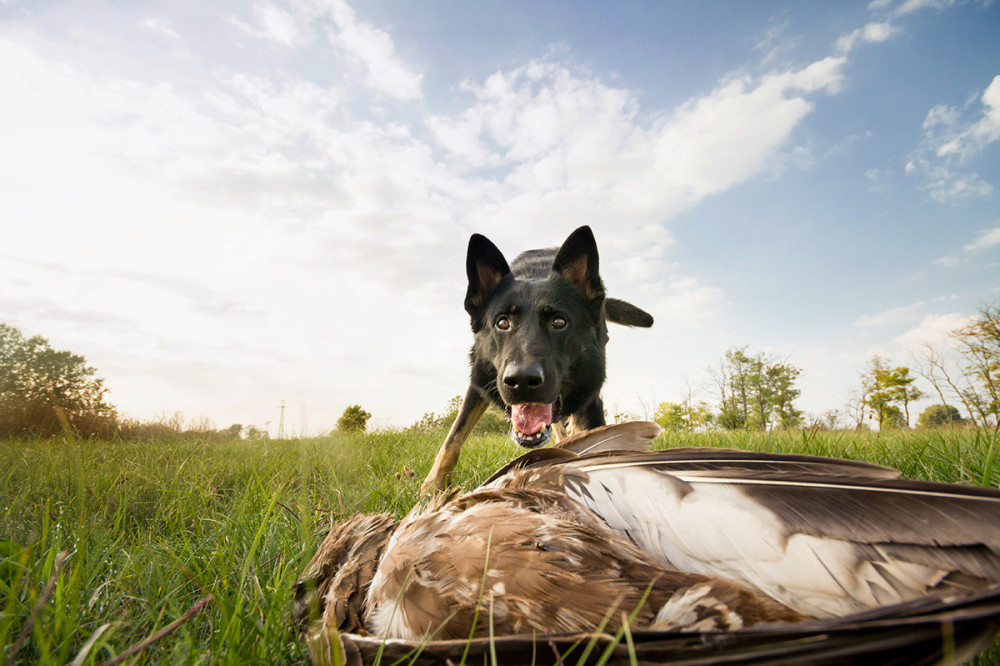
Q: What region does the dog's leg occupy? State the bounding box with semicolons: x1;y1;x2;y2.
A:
420;387;489;493
551;421;569;443
573;398;607;433
556;399;607;443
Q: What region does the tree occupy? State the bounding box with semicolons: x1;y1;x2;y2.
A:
410;396;508;434
0;323;117;438
337;405;372;433
952;304;1000;425
861;355;923;429
709;347;802;431
767;362;803;429
654;400;713;432
244;425;269;440
916;404;966;429
845;386;870;431
894;367;923;427
913;304;1000;428
709;348;753;430
881;404;906;430
811;409;843;431
863;355;892;430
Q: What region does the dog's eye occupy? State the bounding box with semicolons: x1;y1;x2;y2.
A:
552;316;567;330
496;316;511;331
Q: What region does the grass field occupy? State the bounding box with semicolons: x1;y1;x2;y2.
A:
1;426;998;665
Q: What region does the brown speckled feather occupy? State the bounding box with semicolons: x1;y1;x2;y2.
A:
293;513;397;635
363;487;801;641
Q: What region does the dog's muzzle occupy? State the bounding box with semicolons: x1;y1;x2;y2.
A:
505;400;562;448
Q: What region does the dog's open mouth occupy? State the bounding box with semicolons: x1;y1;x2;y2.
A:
505;401;561;448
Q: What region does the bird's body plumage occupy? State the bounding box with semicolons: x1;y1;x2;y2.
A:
294;423;1000;664
365;485;802;641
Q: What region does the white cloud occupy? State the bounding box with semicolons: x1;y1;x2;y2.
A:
229;0;423;100
430;56;845;241
933;254;963;268
255;4;305;47
0;3;862;431
323;0;423;100
140;17;181;40
654;276;727;325
909;161;994;203
0;27;448;428
893;312;972;349
868;0;967;17
753;19;799;66
935;76;1000;160
964;226;1000;252
836;21;899;54
893;0;958;16
854;301;929;328
906;74;1000;203
933;224;1000;266
229;3;312;48
864;167;890;192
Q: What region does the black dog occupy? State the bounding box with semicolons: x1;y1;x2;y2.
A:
421;226;653;492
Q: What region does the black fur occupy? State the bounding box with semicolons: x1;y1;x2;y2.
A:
422;226;653;492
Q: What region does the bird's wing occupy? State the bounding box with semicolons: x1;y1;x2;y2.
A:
334;585;1000;666
561;450;1000;618
553;420;662;454
582;446;902;478
478;422;662;488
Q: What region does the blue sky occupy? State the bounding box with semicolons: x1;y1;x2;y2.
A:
1;0;998;434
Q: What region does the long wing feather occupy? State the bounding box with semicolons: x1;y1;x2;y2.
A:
577;447;901;479
479;422;662;488
553;421;662;454
560;451;1000;618
333;585;1000;666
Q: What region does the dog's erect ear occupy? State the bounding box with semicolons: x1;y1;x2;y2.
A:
465;234;511;314
552;226;604;302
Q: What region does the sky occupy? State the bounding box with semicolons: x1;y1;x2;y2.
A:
1;0;998;435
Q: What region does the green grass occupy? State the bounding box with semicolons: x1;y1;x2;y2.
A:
0;426;997;664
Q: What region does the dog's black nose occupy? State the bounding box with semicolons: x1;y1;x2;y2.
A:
502;362;545;391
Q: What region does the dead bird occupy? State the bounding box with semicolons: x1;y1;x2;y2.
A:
295;422;1000;663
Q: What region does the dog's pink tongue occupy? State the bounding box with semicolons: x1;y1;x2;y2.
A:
510;403;553;435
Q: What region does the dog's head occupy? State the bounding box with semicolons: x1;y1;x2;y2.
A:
464;226;608;448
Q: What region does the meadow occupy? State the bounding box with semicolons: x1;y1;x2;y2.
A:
1;425;998;665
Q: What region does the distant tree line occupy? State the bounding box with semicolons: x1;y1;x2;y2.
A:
656;305;998;434
1;323;118;438
0;323;264;440
404;395;509;435
842;304;999;431
312;304;1000;436
709;347;803;430
8;303;998;441
654;347;803;433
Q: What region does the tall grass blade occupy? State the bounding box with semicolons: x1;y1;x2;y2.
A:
461;528;494;666
70;622;113;666
9;550;67;660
